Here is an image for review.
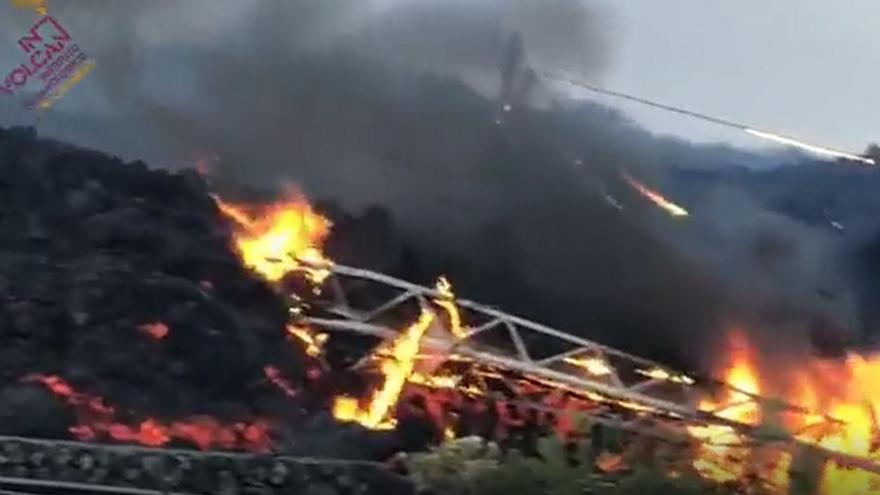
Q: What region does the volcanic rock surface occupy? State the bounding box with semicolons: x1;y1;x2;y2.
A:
0;126;308;444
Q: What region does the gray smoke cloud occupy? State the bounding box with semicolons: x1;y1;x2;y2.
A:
0;0;867;374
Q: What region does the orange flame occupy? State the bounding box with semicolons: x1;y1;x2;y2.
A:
621;172;689;217
787;354;880;494
564;356;613;376
687;331;761;483
215;192;332;283
434;276;465;338
263;366;298;398
333;308;436;429
687;331;880;493
287;324;327;358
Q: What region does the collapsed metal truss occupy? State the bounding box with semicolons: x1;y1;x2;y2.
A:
300;263;880;474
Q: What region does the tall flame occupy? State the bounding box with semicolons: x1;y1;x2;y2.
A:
332;276;466;430
215;193;332;283
689;331;880;494
434;276;465;338
687;331;761;483
789;354;880;494
621;172;689;217
333;308;436;429
287;324;327;358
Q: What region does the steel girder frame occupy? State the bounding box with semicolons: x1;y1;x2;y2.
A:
299;263;880;475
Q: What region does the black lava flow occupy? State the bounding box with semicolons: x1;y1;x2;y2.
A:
0;126;403;459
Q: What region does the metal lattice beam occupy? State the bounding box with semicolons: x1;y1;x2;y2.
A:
298;262;880;475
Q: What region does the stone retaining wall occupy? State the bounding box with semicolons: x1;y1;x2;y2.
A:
0;436;413;495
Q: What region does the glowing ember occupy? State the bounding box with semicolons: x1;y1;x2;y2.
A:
564;356;612;376
138;322;169;340
595;452;627;473
26;374;271;451
434;276;465;338
687;331;880;493
263;366;298;398
636;366;695;385
687;331;760;483
409;372;460;389
286;324;327;358
333;309;436;429
621;172;689;217
332;277;470;430
215;192;332;283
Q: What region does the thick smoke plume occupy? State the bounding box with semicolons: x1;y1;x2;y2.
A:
1;0;877;378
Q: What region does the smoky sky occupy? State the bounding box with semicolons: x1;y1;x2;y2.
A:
0;0;868;374
595;1;880;153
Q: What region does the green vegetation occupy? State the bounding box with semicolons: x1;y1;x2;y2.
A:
399;405;836;495
402;433;734;495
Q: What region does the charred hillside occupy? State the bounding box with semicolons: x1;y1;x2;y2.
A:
0;126;308;446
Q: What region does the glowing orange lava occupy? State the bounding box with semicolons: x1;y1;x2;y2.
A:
786;353;880;494
25;374;271;451
215;192;332;283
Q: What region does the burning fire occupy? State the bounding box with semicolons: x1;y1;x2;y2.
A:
215;192;332;283
287;324;327;358
686;330;880;494
333;277;469;430
138;321;169;340
435;276;465;338
333;308;437;429
687;331;761;483
564;356;613;376
621;171;689;217
263;366;298;398
789;353;880;494
194;190;880;492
